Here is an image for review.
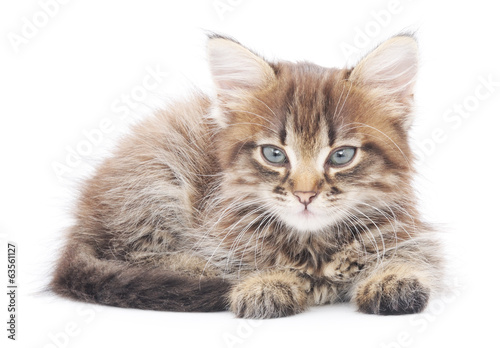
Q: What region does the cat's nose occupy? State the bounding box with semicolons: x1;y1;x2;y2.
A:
293;191;317;206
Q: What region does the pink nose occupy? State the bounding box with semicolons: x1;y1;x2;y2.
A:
293;191;317;206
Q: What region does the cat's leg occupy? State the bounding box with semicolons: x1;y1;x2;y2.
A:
129;251;221;277
229;269;310;319
123;228;222;278
352;263;433;315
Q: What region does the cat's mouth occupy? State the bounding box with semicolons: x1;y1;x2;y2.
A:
284;206;330;232
299;208;313;217
295;205;322;221
282;203;339;232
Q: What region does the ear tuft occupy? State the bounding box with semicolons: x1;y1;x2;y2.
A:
207;37;275;93
349;35;418;100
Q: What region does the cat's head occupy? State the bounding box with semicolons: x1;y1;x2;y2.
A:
207;34;418;233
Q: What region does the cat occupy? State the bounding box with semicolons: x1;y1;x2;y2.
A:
51;33;443;319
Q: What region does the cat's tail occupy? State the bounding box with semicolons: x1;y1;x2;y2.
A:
49;242;231;312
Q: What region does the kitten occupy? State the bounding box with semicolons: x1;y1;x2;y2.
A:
51;34;443;319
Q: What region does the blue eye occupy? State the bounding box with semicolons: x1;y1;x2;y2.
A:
262;146;287;164
330;147;356;165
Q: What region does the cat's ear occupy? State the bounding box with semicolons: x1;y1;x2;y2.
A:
207;35;275;96
349;35;418;101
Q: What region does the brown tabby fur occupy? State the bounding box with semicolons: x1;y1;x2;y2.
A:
51;34;443;318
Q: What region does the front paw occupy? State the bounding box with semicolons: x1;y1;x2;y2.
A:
229;271;307;319
355;274;430;315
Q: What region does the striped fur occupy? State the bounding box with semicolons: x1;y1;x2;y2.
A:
51;34;443;318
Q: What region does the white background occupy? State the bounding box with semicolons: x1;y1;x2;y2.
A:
1;1;500;347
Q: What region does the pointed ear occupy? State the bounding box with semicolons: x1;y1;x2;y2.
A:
349;35;418;101
207;36;275;95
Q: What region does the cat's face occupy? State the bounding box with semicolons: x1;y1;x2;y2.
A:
208;36;417;233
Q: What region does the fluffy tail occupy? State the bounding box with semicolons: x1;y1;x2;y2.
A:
50;243;231;312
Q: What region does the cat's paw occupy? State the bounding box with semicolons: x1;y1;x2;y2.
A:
229;271;308;319
355;274;430;315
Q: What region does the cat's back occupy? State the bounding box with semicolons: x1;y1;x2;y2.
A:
107;91;217;186
74;93;218;253
124;92;216;174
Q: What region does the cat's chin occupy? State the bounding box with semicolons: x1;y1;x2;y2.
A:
282;206;335;233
